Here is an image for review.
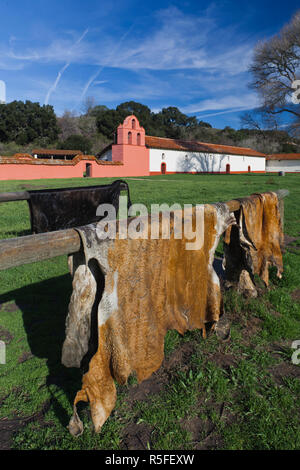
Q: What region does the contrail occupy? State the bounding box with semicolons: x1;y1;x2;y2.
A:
81;24;135;101
44;28;89;105
197;106;255;119
45;62;70;105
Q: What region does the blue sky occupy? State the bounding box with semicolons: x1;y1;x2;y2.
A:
0;0;299;129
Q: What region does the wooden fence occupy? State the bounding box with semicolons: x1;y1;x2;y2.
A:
0;189;289;271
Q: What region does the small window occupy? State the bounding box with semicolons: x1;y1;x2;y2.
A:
137;132;141;145
162;153;165;160
128;131;132;144
132;119;136;129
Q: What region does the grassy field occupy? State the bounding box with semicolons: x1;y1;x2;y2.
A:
0;173;299;450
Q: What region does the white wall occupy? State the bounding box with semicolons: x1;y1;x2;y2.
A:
149;148;265;173
99;148;112;161
266;159;300;172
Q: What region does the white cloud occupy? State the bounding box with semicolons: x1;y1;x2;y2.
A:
0;4;261;120
4;6;255;74
181;93;259;114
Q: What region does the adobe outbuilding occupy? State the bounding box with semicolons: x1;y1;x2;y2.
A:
266;153;300;173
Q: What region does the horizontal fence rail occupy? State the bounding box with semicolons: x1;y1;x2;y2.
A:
0;191;30;203
0;182;131;204
0;189;289;271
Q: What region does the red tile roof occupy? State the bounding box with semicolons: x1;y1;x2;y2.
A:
267;153;300;161
0;153;123;166
32;148;83;156
145;136;266;157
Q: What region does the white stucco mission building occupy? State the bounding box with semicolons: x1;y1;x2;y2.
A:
99;116;267;175
266;154;300;173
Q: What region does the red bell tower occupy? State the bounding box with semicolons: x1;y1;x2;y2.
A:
111;115;149;175
115;115;145;147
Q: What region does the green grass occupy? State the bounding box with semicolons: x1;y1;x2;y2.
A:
0;173;300;450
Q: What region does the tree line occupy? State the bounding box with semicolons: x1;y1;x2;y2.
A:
0;98;298;157
0;100;59;146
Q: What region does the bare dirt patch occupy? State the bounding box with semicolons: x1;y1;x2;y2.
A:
0;326;13;344
195;433;224;450
284;234;298;246
181;416;213;442
269;309;282;318
269;362;300;385
268;340;293;357
244;316;263;338
121;422;154;450
1;302;19;313
127;342;195;404
206;351;237;371
18;351;34;363
283;235;300;254
0;401;51;450
291;289;300;303
164;342;195;372
0;417;25;450
181;402;230;450
235;315;263;346
128;371;169;403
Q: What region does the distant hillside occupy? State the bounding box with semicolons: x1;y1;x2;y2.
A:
1;99;299;156
179;126;300;155
57;101;300;155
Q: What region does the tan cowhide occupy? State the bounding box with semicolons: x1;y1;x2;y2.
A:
62;203;235;436
223;191;284;297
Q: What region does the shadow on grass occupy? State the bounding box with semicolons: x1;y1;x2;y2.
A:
0;274;82;428
0;257;224;436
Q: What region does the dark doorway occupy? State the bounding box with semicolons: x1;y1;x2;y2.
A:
161;162;166;174
86;163;92;177
226;163;230;174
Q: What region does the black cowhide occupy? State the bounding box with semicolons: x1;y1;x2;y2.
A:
27;179;131;233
